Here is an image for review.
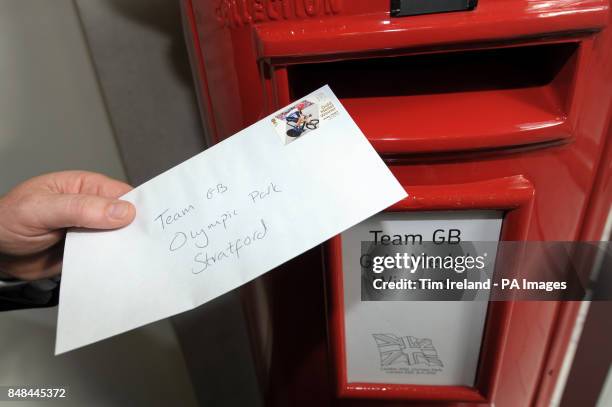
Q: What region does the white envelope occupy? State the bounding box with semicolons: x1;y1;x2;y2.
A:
56;85;407;354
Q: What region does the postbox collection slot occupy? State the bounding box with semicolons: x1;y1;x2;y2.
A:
391;0;478;17
287;43;579;154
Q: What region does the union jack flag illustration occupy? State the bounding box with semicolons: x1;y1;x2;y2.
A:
372;334;443;368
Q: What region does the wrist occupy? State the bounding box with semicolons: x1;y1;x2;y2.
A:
0;248;63;281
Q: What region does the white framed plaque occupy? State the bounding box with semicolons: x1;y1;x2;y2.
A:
341;210;503;386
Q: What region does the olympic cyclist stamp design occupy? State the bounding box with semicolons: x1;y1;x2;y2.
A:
271;92;339;145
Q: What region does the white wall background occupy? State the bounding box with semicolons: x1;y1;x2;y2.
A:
0;1;198;406
75;0;207;185
0;0;125;193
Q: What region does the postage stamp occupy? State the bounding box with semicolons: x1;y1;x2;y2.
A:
271;91;339;145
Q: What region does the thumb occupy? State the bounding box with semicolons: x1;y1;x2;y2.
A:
34;193;136;230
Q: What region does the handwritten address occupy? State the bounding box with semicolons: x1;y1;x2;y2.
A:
152;182;281;274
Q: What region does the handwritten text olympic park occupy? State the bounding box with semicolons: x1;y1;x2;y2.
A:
153;182;281;274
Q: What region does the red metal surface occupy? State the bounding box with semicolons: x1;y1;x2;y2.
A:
181;0;219;143
182;0;612;405
253;0;607;61
533;105;612;407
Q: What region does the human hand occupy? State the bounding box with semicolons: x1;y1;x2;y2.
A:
0;171;136;280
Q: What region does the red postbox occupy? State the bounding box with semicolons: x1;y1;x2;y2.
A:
180;0;611;405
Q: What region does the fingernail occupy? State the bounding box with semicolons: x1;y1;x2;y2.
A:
107;201;130;220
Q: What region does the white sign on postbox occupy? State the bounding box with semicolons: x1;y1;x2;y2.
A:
341;210;503;386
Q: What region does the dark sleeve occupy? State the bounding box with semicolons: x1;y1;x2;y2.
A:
0;277;60;312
